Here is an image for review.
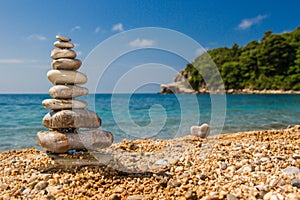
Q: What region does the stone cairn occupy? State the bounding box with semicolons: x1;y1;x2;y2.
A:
37;35;114;154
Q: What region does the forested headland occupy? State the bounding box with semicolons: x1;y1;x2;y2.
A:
184;27;300;93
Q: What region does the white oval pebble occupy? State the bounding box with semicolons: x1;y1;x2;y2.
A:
47;70;87;85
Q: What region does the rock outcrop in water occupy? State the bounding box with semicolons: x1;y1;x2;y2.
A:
36;35;114;153
160;70;195;94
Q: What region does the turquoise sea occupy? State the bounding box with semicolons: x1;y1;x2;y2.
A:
0;94;299;152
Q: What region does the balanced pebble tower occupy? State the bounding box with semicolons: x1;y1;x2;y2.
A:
37;35;114;154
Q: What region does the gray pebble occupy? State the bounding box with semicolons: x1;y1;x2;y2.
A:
169;181;181;187
34;181;48;190
293;153;300;159
109;194;121;200
291;178;300;188
227;194;239;200
190;123;210;138
282;166;300;176
22;188;31;195
221;163;227;170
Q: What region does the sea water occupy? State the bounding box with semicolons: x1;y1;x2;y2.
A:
0;94;299;152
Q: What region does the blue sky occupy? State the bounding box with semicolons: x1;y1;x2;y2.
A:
0;0;299;93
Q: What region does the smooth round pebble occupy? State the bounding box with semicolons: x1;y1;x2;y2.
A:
49;85;88;99
190;123;210;138
51;48;76;59
54;41;74;49
56;35;71;42
42;109;101;129
51;58;82;70
291;178;300;188
47;70;87;85
34;181;48;190
126;195;144;200
281;166;300;176
108;194;121;200
42;99;87;110
227;194;239;200
37;129;114;153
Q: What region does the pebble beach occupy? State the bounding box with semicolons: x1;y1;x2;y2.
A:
1;126;300;200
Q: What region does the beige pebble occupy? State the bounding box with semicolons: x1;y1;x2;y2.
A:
51;58;82;70
51;48;76;59
114;186;125;193
127;195;144;200
49;85;88;99
54;41;74;49
109;194;121;200
47;69;87;85
0;183;8;190
205;194;220;200
56;35;71;42
287;193;300;200
42;99;87;110
37;129;114;153
34;181;48;190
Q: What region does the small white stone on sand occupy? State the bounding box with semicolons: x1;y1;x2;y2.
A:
190;123;210;138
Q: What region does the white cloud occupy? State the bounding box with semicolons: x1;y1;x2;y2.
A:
76;51;82;56
95;27;101;33
74;43;80;48
112;23;124;32
129;38;155;47
0;59;38;64
71;25;81;32
27;34;47;41
238;14;268;30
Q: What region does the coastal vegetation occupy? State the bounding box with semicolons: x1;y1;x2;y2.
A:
185;27;300;91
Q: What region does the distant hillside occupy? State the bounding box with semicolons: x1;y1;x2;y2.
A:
164;27;300;93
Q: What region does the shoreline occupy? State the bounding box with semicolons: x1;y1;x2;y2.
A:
186;89;300;94
1;125;300;199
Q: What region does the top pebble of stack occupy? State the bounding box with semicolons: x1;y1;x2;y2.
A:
56;35;71;42
51;35;82;71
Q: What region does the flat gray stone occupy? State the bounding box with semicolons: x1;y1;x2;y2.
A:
291;178;300;188
49;85;88;99
42;109;101;129
42;99;87;110
282;166;300;176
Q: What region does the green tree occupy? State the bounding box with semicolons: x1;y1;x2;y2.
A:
183;26;300;92
257;34;295;76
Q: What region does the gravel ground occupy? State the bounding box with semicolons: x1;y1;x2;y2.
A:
1;126;300;199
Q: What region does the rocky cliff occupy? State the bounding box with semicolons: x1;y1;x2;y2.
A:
160;70;195;94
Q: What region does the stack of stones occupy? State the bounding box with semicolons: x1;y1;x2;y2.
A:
37;35;114;153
